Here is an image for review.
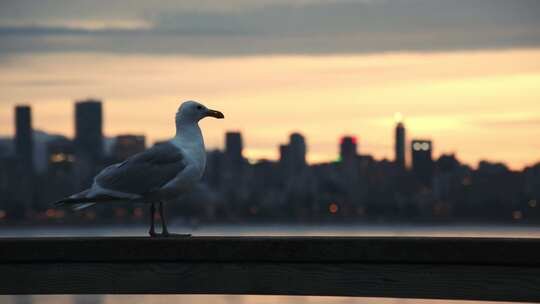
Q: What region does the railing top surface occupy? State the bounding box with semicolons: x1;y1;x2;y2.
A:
1;236;540;265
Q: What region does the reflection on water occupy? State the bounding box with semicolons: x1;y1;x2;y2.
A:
1;225;538;304
0;295;530;304
0;224;540;238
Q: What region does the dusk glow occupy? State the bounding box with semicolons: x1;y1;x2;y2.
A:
1;49;539;168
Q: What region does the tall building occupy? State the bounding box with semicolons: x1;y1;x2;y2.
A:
395;122;406;169
411;139;433;186
225;131;244;166
14;105;34;170
74;99;103;161
289;133;307;169
278;133;307;174
112;135;146;161
340;136;358;163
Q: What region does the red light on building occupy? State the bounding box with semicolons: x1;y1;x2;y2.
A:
329;203;339;214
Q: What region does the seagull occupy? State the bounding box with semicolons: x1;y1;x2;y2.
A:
55;100;224;236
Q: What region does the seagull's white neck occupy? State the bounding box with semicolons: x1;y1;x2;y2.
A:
172;120;206;176
173;120;204;148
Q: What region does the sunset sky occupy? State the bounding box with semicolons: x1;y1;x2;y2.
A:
0;0;539;169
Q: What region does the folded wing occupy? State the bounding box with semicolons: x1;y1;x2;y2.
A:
95;142;186;195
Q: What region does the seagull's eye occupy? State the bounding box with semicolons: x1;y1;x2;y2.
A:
196;105;203;110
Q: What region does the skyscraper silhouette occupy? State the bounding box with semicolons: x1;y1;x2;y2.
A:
279;133;307;174
74;99;103;162
340;136;358;163
15;105;34;170
395;122;406;169
225;131;244;166
411;139;434;186
289;133;306;169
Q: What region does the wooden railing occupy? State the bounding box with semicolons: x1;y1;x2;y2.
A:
1;236;539;302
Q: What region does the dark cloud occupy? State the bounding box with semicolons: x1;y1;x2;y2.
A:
0;0;539;56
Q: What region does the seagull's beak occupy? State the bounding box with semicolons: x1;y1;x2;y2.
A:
206;109;225;119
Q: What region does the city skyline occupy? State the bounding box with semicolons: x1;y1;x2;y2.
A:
1;50;539;169
3;100;538;225
1;100;537;171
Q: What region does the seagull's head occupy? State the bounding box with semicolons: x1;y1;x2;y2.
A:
176;100;224;124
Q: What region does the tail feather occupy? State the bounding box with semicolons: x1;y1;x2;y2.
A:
54;196;130;209
54;187;143;211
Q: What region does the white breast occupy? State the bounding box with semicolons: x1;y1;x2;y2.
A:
165;123;207;191
180;143;206;178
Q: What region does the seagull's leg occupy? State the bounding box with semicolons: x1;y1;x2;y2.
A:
159;201;170;236
149;202;156;237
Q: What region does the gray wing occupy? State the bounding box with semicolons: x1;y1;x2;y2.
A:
95;142;186;195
